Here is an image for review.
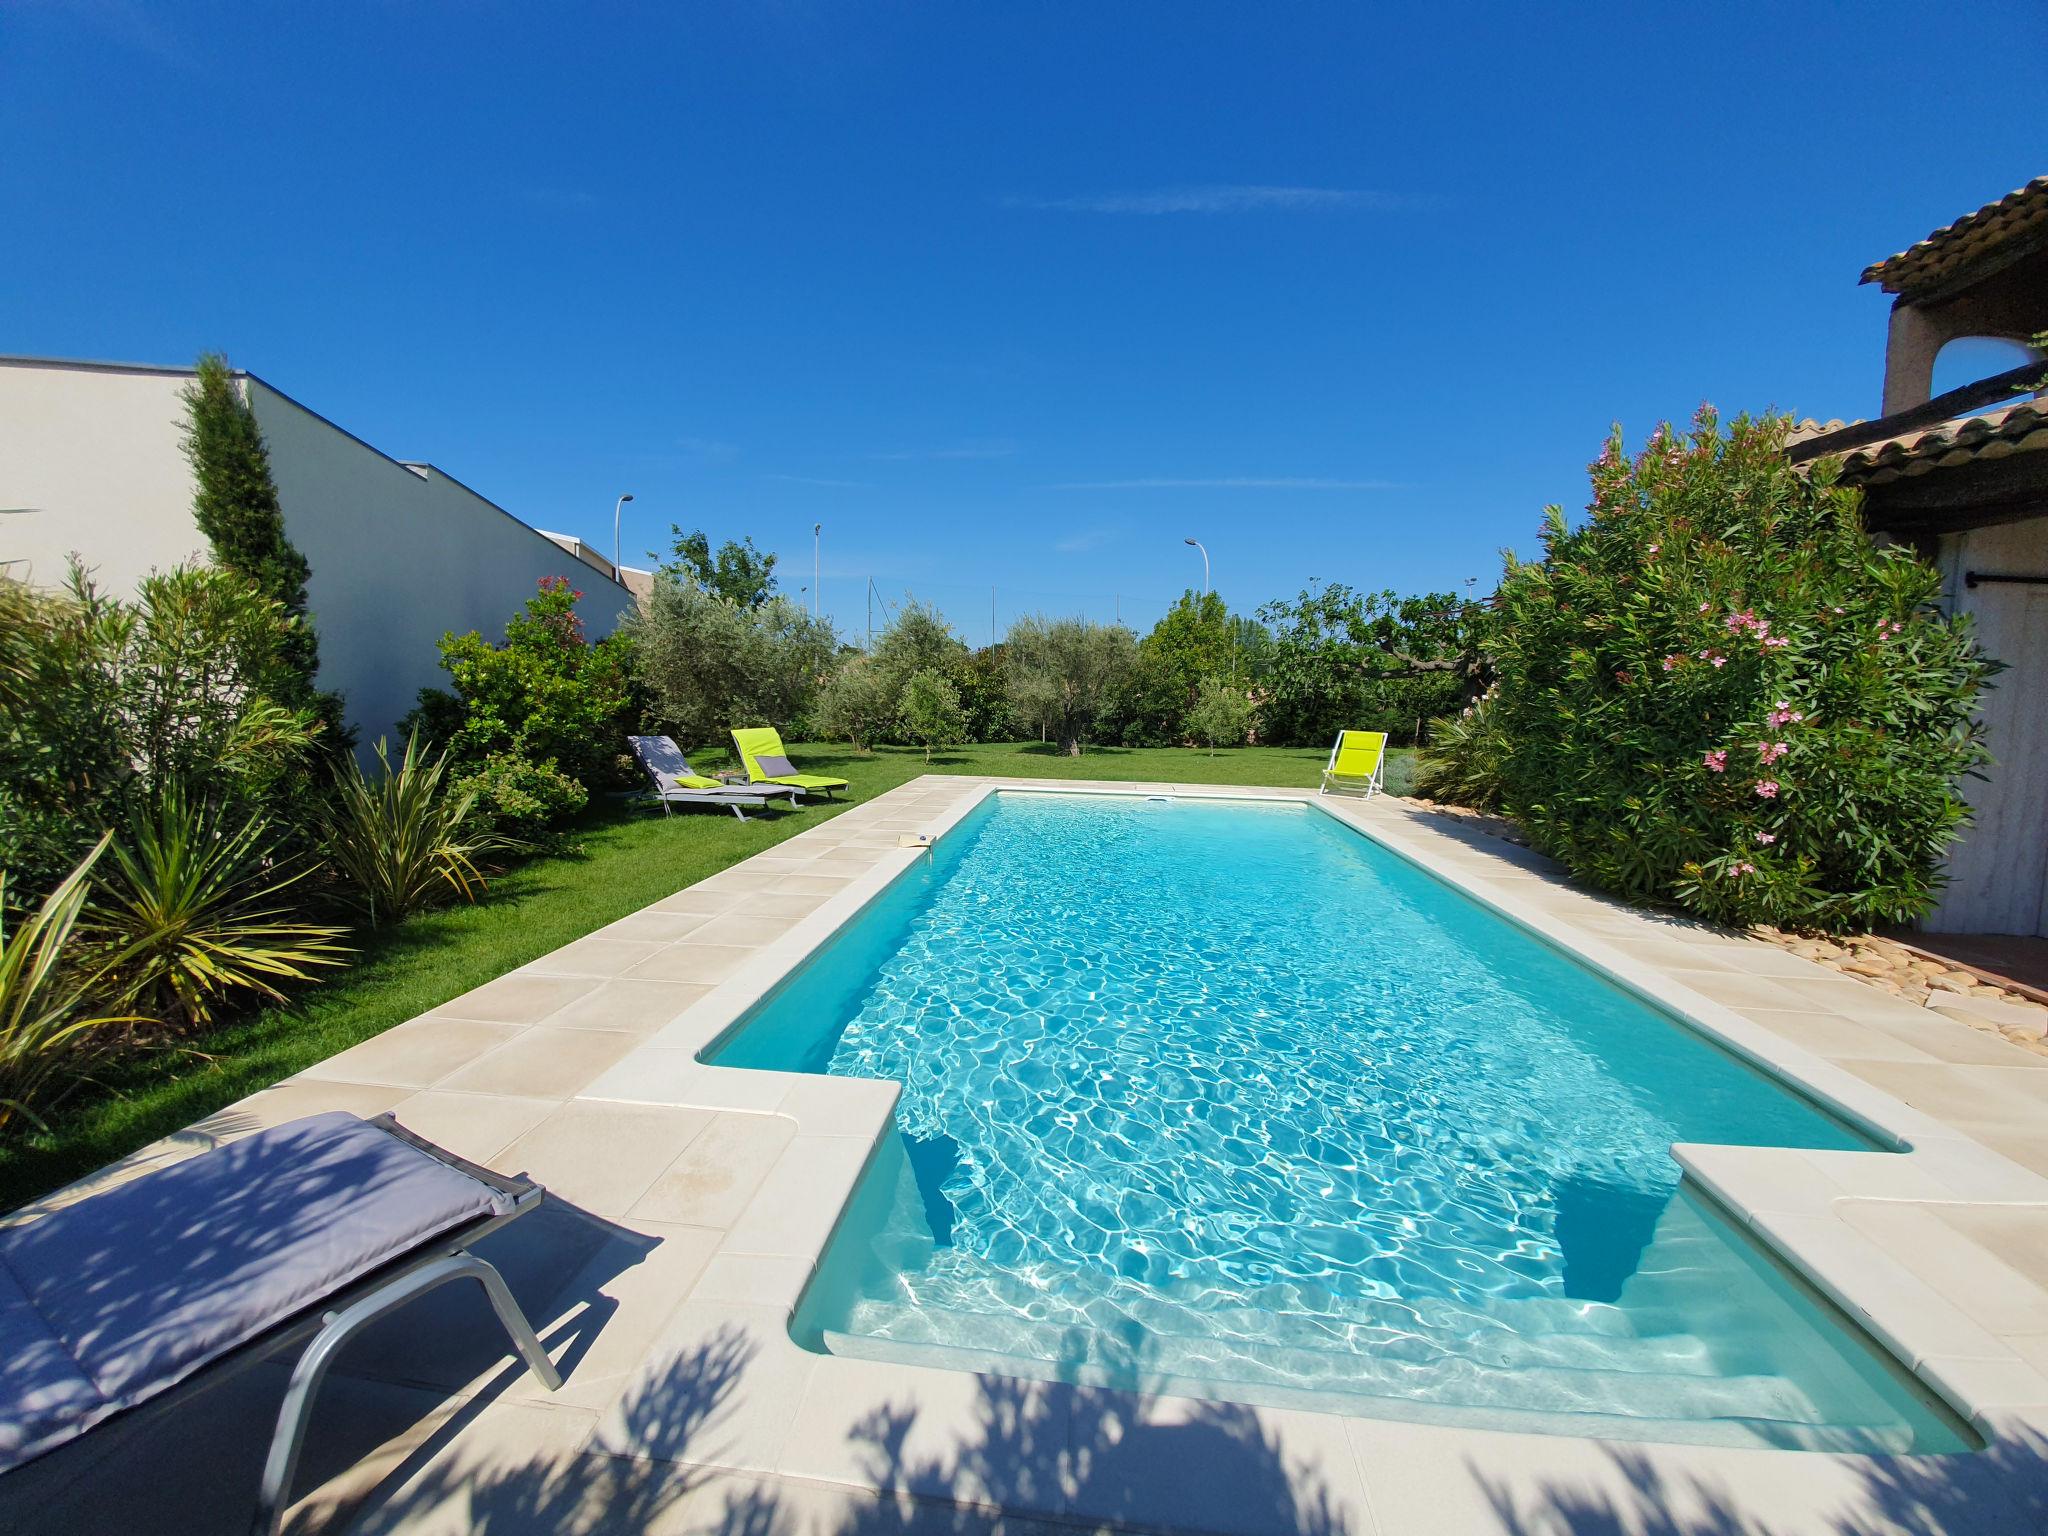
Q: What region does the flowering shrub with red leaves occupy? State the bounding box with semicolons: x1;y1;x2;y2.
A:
1464;408;1995;931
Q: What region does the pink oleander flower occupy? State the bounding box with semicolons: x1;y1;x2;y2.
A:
1661;655;1679;672
1704;749;1728;773
1755;740;1789;764
1755;832;1776;844
1699;601;1711;613
1763;635;1789;648
1754;780;1779;799
1710;655;1727;668
1726;861;1756;878
1647;543;1660;555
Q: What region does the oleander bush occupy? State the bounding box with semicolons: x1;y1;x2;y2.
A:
1477;407;1995;930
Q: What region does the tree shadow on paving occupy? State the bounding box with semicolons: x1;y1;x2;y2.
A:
1470;1427;2048;1536
325;1326;1360;1536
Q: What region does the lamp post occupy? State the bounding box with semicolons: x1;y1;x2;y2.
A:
612;493;635;576
1184;537;1210;596
813;523;822;619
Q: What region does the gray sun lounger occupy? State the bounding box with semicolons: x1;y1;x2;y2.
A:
628;734;799;819
0;1111;561;1536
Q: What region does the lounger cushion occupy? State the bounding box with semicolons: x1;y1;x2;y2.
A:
0;1268;101;1471
753;753;799;778
629;735;720;793
0;1112;511;1471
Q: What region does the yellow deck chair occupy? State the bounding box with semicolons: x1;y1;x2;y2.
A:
1320;730;1387;799
730;726;849;800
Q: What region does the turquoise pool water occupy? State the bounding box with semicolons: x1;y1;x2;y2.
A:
709;792;1968;1450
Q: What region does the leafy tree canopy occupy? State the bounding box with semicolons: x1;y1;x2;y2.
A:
665;527;779;609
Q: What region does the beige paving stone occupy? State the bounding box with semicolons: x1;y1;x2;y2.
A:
630;1113;800;1229
542;979;711;1033
522;935;670;978
501;1219;726;1413
729;891;837;920
1739;1009;1948;1065
775;1074;898;1139
297;1017;526;1088
592;908;718;943
496;1101;716;1217
432;972;602;1025
649;886;742;915
773;872;858;895
1598;937;1745;974
437;1027;643;1099
689;868;785;895
690;1252;814;1311
677;913;801;947
208;1078;411;1133
1838;1202;2048;1337
624;943;758;985
1859;1008;2048;1067
1940;1205;2048;1288
388;1089;558;1164
1658;968;1812;1011
779;1355;1070;1513
1840;1063;2048;1138
1763;973;1945;1023
590;1301;817;1473
723;1135;873;1259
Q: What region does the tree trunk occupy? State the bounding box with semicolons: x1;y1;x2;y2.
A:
1061;734;1082;757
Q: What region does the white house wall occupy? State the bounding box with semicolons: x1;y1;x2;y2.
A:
1927;514;2048;936
0;362;206;592
0;359;634;750
243;380;634;745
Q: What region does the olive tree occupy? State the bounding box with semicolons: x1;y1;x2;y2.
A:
1003;615;1137;755
626;575;838;749
1184;675;1257;753
898;668;966;763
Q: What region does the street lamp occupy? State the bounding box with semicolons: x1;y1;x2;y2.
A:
813;522;822;618
1184;537;1210;596
612;493;635;576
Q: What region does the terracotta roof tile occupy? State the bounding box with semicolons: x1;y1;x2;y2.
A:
1821;396;2048;486
1861;176;2048;294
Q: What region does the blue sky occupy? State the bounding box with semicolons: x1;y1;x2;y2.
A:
4;2;2043;645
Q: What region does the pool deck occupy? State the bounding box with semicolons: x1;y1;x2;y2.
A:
10;775;2048;1535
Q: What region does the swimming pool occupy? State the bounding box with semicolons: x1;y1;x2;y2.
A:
708;791;1969;1451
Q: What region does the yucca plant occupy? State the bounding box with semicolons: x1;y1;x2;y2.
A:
321;732;506;926
92;786;350;1030
1;837;144;1135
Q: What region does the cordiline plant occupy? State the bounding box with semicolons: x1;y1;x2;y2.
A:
91;786;350;1029
0;837;143;1136
1484;408;1995;932
322;732;509;926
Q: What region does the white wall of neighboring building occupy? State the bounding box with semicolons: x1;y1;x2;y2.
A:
1928;514;2048;937
0;357;634;748
243;381;633;745
0;361;206;591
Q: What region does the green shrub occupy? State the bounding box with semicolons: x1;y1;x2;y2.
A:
90;785;349;1030
406;577;636;822
322;733;506;925
0;566;326;904
1484;408;1994;931
451;751;586;834
898;668;966;762
1256;584;1474;746
0;837;142;1137
1411;692;1509;809
1184;675;1258;753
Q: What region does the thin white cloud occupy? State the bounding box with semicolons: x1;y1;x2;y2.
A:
867;440;1020;462
1051;477;1403;491
678;435;740;460
1053;529;1116;554
762;473;870;488
1007;185;1398;215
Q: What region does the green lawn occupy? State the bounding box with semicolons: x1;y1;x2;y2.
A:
0;741;1412;1210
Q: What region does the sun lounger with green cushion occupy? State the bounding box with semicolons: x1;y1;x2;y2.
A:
730;727;848;799
1320;729;1387;799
